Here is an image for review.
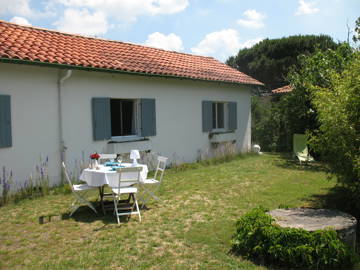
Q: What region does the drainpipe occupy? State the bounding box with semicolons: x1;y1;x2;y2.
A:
57;69;72;179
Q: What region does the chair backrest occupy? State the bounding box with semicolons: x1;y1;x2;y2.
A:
154;156;168;183
293;134;309;157
109;167;143;193
98;154;117;163
61;162;74;192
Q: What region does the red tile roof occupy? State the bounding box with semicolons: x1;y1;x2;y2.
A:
0;20;263;86
271;85;293;94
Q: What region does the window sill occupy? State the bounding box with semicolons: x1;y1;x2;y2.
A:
209;131;236;143
209;129;235;135
108;136;149;143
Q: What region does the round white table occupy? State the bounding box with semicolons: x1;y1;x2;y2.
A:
79;163;148;214
80;163;148;187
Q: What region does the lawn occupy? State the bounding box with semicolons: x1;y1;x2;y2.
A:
0;153;336;270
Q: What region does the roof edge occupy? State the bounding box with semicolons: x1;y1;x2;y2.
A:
0;20;215;61
0;57;262;87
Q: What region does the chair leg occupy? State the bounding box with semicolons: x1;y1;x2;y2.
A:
69;200;80;217
77;192;98;214
86;201;98;214
133;194;141;222
113;195;120;224
140;184;161;208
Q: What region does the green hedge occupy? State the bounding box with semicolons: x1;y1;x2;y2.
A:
232;207;357;269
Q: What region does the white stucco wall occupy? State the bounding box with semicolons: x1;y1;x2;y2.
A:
0;63;252;187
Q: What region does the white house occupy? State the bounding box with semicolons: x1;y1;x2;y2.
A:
0;20;263;187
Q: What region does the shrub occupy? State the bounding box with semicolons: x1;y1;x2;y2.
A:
232;207;357;269
309;53;360;210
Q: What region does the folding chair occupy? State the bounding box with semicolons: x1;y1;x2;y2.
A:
293;134;314;164
108;167;143;224
98;154;117;164
61;162;97;216
139;156;168;208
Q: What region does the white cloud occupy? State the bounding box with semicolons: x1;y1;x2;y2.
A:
56;0;189;22
237;9;265;29
144;32;184;51
191;29;262;61
10;16;32;26
54;8;108;36
0;0;32;17
295;0;320;15
0;0;55;18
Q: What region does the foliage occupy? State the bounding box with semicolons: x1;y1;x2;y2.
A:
227;35;339;91
353;17;360;44
0;166;13;206
251;95;292;151
252;43;354;152
232;207;357;269
309;52;360;209
4;157;51;204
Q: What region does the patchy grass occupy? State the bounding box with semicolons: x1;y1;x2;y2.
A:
0;154;336;269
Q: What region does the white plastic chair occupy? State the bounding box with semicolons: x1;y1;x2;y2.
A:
140;156;168;207
62;162;98;216
98;154;117;164
108;167;143;224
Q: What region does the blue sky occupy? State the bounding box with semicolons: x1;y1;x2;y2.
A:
1;0;359;62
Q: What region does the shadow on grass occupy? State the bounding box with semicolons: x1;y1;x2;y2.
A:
303;185;359;219
38;200;150;229
269;152;327;173
303;185;360;254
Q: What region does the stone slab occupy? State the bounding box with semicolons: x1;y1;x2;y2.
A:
268;208;357;249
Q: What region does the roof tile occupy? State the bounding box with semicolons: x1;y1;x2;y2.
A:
0;20;263;86
271;85;293;94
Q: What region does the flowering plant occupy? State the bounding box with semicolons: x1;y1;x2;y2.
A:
90;153;100;160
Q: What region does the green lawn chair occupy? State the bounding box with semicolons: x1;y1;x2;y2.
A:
293;134;314;164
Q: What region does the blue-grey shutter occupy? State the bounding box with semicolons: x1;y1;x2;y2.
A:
202;101;213;132
0;95;12;148
92;97;111;141
228;101;237;130
140;99;156;137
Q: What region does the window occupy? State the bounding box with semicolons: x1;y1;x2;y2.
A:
110;99;138;137
92;98;156;141
212;102;227;130
202;100;237;133
0;95;12;148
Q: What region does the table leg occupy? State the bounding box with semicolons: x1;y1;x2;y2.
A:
99;186;105;215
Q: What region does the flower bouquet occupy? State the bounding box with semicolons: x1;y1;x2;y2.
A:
89;152;100;169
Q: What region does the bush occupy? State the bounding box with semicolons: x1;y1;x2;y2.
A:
232;207;357;269
309;53;360;210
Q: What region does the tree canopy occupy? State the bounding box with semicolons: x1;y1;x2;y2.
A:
353;17;360;44
226;35;339;90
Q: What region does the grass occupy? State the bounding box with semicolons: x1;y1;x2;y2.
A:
0;153;337;270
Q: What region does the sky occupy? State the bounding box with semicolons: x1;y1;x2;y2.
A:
0;0;359;62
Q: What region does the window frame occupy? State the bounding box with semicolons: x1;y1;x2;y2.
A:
110;98;142;140
211;101;229;132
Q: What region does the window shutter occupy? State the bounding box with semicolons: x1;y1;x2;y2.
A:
202;101;213;132
140;99;156;137
0;95;12;148
92;97;111;141
228;101;237;130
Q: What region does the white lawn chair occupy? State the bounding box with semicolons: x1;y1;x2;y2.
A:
98;154;117;164
108;167;143;224
140;156;168;207
61;162;98;216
